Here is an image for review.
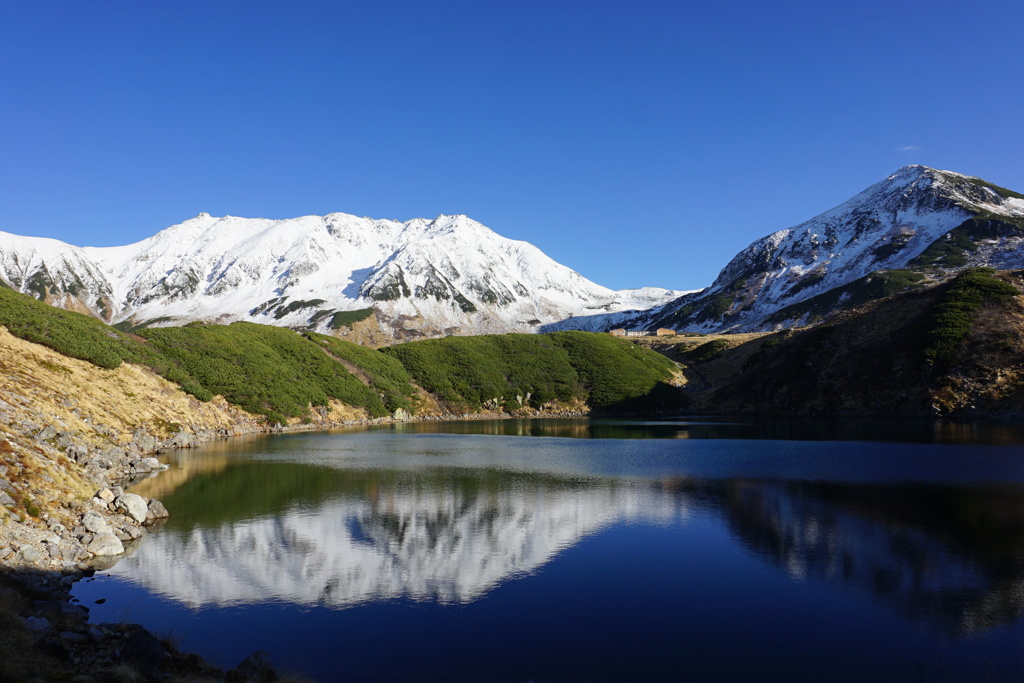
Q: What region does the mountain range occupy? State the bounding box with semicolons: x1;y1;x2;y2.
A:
0;213;682;341
0;165;1022;340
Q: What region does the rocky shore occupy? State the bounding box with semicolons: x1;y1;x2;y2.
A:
0;325;596;681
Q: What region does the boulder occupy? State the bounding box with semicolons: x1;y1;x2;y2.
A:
87;533;124;556
130;428;158;454
141;457;165;471
24;616;51;633
147;499;169;520
122;628;169;679
35;425;58;441
95;488;115;503
227;650;279;683
65;445;90;463
82;511;111;535
115;493;148;523
20;545;43;563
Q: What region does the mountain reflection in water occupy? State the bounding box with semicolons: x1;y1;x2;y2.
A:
114;427;1024;639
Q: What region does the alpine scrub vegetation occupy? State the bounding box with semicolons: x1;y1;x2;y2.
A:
382;331;680;413
0;285;681;422
138;323;406;424
924;268;1020;369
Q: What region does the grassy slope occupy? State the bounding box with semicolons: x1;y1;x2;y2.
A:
0;287;681;420
0;288;413;423
138;323;412;423
382;331;680;413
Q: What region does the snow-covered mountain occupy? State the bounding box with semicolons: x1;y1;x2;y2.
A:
632;165;1024;332
0;213;683;339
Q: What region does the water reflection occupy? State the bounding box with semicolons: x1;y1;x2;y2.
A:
687;479;1024;636
380;416;1024;444
120;466;685;608
113;447;1024;637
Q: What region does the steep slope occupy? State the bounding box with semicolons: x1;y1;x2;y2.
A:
0;213;681;340
636;166;1024;332
668;268;1024;416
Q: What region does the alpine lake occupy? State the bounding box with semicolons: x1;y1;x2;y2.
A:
72;417;1024;682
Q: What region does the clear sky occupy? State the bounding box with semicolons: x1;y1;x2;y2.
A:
1;0;1021;292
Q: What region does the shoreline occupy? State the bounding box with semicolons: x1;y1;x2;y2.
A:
0;396;596;681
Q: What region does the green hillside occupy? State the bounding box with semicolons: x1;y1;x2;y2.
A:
0;286;682;421
382;331;680;412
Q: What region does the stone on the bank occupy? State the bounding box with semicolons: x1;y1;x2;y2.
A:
20;545;43;563
82;511;111;535
141;457;165;471
24;616;51;633
115;493;148;523
87;533;124;556
227;650;279;683
96;488;115;503
147;499;169;519
122;629;170;679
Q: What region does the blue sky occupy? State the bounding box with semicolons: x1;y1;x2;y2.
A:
1;0;1021;291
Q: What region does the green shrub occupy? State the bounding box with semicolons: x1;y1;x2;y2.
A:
383;331;677;412
140;322;394;420
682;339;730;364
924;268;1019;368
304;332;416;411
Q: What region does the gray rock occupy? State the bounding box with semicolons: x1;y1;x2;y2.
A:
87;533;124;556
141;457;165;471
95;488;115;503
115;493;148;523
24;616;51;633
122;629;169;678
167;430;199;448
227;650;278;683
82;511;111;535
0;491;15;507
0;547;13;560
65;445;90;462
54;432;73;449
130;428;158;454
0;478;13;492
20;545;43;563
35;425;58;441
147;499;169;519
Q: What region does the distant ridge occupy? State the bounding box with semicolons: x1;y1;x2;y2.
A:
0;212;682;342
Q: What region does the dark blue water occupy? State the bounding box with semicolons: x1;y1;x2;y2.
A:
74;419;1024;681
